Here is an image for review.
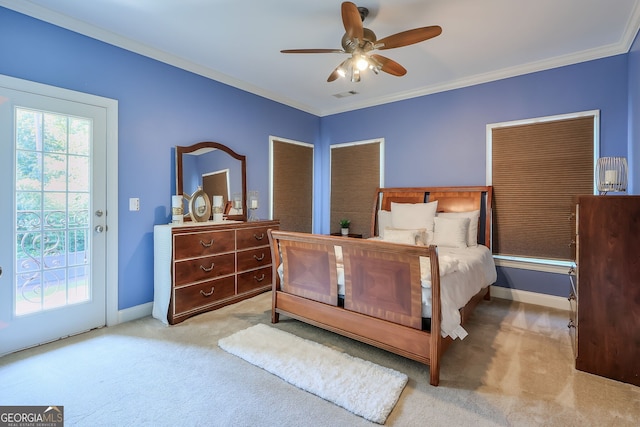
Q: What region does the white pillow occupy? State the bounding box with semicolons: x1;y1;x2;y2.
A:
383;227;427;246
390;201;438;243
382;228;420;245
377;210;392;238
432;217;470;248
437;210;480;246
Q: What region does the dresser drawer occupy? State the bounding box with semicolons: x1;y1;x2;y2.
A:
236;226;270;249
237;247;272;272
173;276;236;314
174;253;235;286
238;266;272;294
174;230;235;259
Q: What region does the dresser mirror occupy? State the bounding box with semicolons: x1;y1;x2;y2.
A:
176;141;247;222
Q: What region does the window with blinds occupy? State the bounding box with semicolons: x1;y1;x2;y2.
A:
330;140;383;237
489;112;597;261
270;137;314;232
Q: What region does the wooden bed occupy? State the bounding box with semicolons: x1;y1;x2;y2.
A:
267;186;494;386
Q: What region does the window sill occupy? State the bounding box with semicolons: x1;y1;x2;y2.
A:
493;255;575;275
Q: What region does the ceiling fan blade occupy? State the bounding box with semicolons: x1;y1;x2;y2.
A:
281;49;345;54
376;26;442;50
342;1;364;41
370;54;407;76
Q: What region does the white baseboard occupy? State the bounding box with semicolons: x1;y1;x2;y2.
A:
490;285;570;312
116;302;153;324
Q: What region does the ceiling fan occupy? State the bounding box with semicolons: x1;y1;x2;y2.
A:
281;2;442;83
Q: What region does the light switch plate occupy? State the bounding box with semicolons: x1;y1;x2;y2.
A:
129;197;140;211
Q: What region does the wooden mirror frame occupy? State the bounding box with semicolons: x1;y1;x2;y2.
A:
176;141;247;222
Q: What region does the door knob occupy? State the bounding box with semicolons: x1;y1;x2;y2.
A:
95;225;105;233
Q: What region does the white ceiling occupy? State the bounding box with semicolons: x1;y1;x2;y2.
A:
3;0;640;116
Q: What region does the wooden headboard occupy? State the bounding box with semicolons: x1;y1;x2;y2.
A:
370;186;493;248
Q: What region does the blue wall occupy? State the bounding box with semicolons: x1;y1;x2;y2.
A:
317;54;631;298
317;56;629;230
0;7;319;310
1;6;637;308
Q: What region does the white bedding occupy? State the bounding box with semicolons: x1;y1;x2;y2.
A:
335;244;497;340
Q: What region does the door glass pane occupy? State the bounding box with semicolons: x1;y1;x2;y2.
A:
14;107;92;316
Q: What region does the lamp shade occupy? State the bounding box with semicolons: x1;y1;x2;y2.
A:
596;157;627;193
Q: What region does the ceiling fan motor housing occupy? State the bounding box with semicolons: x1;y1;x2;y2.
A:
341;28;377;52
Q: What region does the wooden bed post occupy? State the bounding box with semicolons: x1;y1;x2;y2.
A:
267;229;280;324
429;245;442;386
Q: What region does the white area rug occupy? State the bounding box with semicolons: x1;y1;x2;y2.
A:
218;323;408;424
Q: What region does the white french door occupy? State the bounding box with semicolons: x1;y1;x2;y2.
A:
0;80;109;355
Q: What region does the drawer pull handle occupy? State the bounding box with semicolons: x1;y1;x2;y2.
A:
253;232;265;240
200;263;215;272
254;273;266;282
253;253;265;261
200;239;214;248
200;287;215;297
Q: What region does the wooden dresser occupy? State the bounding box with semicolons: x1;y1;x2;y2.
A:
573;196;640;386
153;220;279;324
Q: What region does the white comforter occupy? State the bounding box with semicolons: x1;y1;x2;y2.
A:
336;245;497;340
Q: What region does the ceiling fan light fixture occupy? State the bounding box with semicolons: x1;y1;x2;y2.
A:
368;55;383;74
355;54;369;71
351;68;361;82
330;58;352;81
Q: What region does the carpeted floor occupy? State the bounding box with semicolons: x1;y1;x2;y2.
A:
219;323;408;424
1;292;639;426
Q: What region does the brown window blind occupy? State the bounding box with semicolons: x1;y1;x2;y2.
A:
491;115;595;261
330;141;382;237
272;139;313;232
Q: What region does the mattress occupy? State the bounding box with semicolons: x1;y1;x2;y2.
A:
335;244;497;340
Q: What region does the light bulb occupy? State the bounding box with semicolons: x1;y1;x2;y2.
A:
351;68;361;82
356;55;369;71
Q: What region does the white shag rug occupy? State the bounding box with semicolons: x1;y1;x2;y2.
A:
218;323;408;424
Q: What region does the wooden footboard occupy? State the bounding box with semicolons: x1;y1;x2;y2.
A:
268;230;445;386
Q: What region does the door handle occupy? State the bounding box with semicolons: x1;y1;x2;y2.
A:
95;225;105;233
